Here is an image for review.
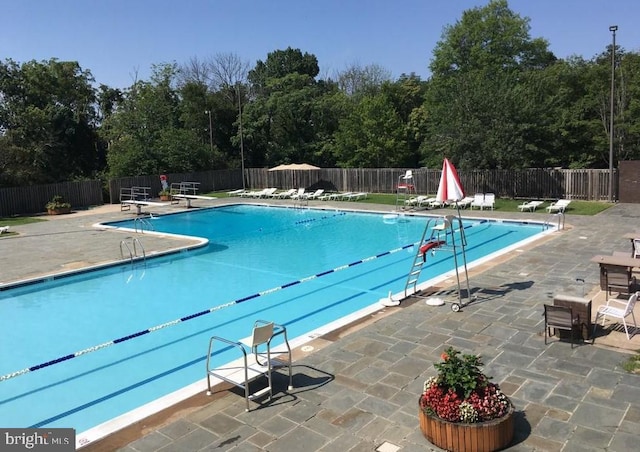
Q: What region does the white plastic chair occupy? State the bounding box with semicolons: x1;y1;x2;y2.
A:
594;291;639;340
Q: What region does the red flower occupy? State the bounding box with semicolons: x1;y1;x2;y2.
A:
441;353;449;361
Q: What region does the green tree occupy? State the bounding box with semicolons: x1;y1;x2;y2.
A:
423;0;555;169
102;63;209;177
0;58;99;185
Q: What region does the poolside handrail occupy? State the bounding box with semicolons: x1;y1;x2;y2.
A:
0;240;422;382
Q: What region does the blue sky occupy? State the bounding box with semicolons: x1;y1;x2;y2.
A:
2;0;638;89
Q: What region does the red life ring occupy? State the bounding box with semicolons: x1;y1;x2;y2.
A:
420;240;444;255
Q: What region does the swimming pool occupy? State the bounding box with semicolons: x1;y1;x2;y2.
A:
0;205;547;445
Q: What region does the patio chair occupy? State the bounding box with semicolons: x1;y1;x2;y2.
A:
633;238;640;259
482;193;495;210
602;264;636;300
470;193;485;209
405;195;429;207
544;304;580;348
594;291;639;340
304;189;324;200
518;200;544;212
451;196;474;209
290;188;306;200
546;199;571;213
269;188;296;199
257;188;278;198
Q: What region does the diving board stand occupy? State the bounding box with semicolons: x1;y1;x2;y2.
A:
169;181;215;207
206;321;293;412
171;193;216;208
121;186;169;214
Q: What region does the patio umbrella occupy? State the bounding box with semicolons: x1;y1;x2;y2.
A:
268;163;321;189
432;157;471;309
435;158;464;203
268;163;320;171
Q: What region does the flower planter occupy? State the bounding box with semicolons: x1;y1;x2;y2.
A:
47;207;71;215
419;400;514;452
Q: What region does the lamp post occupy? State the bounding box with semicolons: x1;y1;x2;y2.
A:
205;110;214;162
608;25;618;202
237;83;246;189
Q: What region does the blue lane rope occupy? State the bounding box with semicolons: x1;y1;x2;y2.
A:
0;241;417;382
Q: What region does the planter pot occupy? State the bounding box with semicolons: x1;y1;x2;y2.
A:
419;400;515;452
47;207;71;215
159;195;171;201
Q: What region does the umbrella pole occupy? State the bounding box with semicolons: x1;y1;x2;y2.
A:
455;203;471;304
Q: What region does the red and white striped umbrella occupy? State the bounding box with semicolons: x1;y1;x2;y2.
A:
436;158;465;202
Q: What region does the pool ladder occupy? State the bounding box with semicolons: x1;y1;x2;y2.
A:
120;237;146;262
544;212;565;231
133;216;155;233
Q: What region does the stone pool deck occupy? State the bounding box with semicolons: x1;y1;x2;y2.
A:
2;199;640;451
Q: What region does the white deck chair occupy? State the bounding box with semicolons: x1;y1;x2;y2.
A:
546;199;571;213
257;188;278;198
452;196;474;209
290;188;306;200
470;193;485;209
518;200;544;212
304;189;324;200
594;292;639;340
482;193;495;210
405;195;428;206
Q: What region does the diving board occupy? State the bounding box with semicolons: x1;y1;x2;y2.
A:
171;194;217;208
121;200;169;215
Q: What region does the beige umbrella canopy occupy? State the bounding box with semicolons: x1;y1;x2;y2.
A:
268;163;321;171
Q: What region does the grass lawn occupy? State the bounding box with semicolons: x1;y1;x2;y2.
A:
0;216;46;237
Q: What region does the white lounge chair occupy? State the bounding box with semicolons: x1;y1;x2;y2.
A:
304;189;324;200
290;188;306;200
546;199;571;213
405;195;429;207
482;193;495;210
227;189;246;197
518;200;544;212
451;196;474;209
271;188;296;199
470;193;485;210
344;192;368;201
426;199;445;209
257;188;278;198
470;193;495;210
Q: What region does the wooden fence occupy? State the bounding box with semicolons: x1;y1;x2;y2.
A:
0;167;619;217
246;167;615;201
0;180;103;217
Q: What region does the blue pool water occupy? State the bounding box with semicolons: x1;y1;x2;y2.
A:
0;205;545;436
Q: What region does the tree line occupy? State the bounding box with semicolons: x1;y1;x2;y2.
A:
1;0;638;188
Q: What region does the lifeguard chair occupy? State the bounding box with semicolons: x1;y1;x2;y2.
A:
205;320;293;411
396;170;416;209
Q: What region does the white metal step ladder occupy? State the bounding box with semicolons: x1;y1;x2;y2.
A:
205;320;293;411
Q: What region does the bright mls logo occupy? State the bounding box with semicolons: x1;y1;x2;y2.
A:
1;428;74;451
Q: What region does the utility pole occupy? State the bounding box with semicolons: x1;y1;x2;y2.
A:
608;25;618;202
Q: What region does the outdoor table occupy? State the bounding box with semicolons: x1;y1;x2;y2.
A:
590;254;640;292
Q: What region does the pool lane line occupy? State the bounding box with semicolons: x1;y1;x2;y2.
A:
1;217;489;383
0;241;418;383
